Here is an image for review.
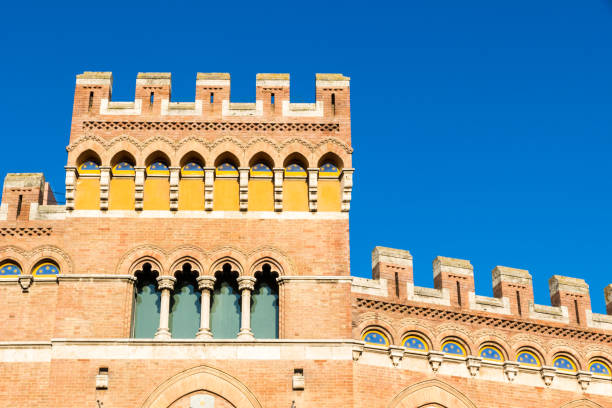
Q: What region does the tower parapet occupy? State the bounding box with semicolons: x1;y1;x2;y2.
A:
354;246;612;332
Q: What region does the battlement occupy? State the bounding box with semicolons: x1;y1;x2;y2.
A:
71;71;350;124
352;246;612;331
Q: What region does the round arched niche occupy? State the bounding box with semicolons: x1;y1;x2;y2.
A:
140;365;262;408
168;391;235;408
387;379;477;408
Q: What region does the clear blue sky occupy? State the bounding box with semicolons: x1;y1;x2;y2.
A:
2;1;612;312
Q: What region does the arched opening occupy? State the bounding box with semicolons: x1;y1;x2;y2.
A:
213;153;240;211
109;151;136;210
317;152;343;212
32;260;60;276
144;152;171;211
132;263;161;338
179;152;205;211
251;264;279;339
210;263;240;338
248;152;274;211
0;260;22;278
388;379;477;408
75;150;101;210
169;263;201;338
283;153;309;211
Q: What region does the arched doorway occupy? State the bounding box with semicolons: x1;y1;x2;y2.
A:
387;379;477;408
140;365;262;408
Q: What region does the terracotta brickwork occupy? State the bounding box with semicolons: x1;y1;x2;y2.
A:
0;72;610;407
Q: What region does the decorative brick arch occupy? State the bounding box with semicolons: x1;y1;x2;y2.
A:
559;400;604;408
387;379;477;408
140;365;262;408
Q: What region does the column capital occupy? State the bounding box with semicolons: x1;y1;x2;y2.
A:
156;276;176;291
237;276;256;291
197;276;216;291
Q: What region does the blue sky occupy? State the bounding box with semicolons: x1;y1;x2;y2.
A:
1;1;612;312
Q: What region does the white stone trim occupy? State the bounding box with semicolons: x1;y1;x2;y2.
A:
0;203;7;221
586;309;612;331
316;80;350;88
277;276;353;283
100;98;142;115
468;292;512;315
161;99;203;116
29;203;67;220
282;101;324;117
222;100;263;117
65;209;348;220
351;277;388;297
76;78;111;86
136;78;171;86
196;79;230;87
58;275;135;282
406;283;451;306
529;303;570;324
256;79;289;87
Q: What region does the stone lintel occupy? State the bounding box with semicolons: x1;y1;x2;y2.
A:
549;275;589;296
492;266;532;287
372;246;413;269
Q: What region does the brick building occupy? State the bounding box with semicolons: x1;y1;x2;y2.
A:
0;71;610;407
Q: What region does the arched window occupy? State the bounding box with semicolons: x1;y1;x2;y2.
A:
75;157;101;210
589;360;611;377
516;350;541;367
317;157;342;212
0;261;21;277
553;355;577;372
169;264;201;338
251;264;279;339
132;263;161;338
109;156;136;210
362;329;389;346
479;345;504;362
210;263;240;338
144;157;170;210
403;335;429;352
248;162;274;211
213;160;239;211
441;340;467;357
179;160;205;211
283;162;308;211
32;261;60;276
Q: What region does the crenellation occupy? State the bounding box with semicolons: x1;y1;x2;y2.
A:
433;256;475;309
372;246;413;299
492;266;534;317
71;71;350;123
549;275;591;327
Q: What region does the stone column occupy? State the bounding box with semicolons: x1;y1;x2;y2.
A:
340;168;354;212
238;167;249;211
134;166;146;211
155;276;176;340
237;276;256;340
273;168;284;212
64;166;77;211
307;168;318;212
196;276;216;339
204;167;215;211
169;167;180;211
99;166;111;211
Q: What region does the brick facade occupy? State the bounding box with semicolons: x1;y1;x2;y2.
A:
0;72;610;407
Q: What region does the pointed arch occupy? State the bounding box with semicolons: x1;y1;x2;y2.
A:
559;400;604;408
140;364;263;408
387;379;477;408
